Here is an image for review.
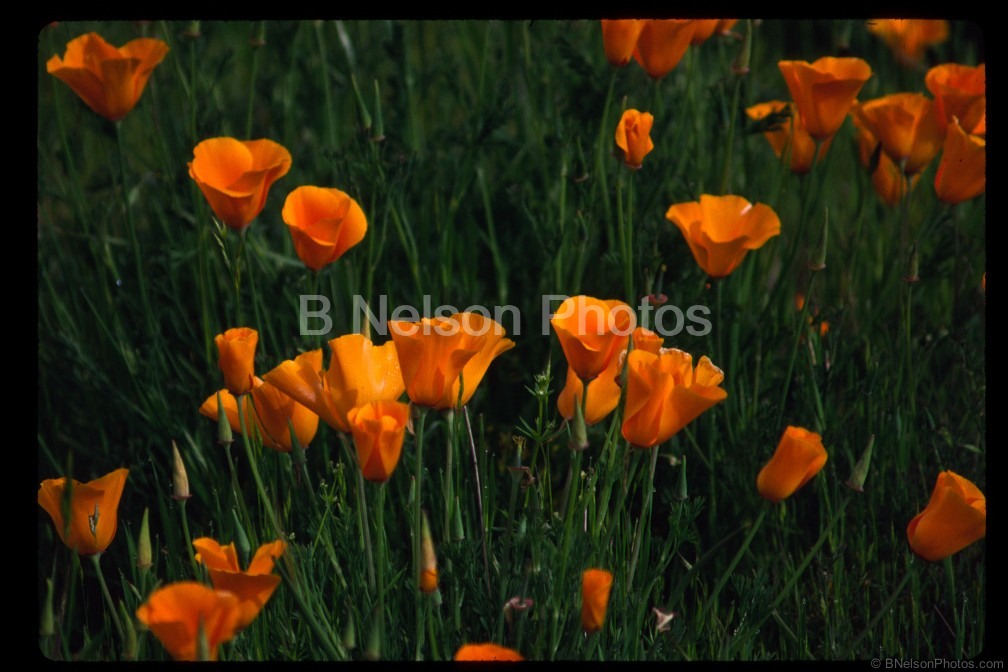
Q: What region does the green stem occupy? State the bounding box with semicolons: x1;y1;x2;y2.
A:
357;466;376;593
375;485;387;657
245;28;262;138
115;121;157;341
718;71;744;194
695;507;767;627
237;394;282;537
90;554;125;645
178;500;201;579
850;560;915;653
314;21;338;152
777;272;817;426
413;407;428;659
626;444;660;589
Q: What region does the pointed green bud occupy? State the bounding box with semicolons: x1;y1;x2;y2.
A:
171;441;191;501
118;600;138;660
289;419;306;470
674;454;688;501
216;391;233;446
231;508;251;568
809;207;828;272
451;496;465;542
40;578;55;637
569;397;589;452
341;604;357;650
363;606;382;661
350;74;372;132
136;507;152;573
845;435;875;493
904;243;919;284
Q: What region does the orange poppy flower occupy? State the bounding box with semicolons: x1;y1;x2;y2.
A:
907;471;985;562
621;348;727;449
346;400;409;483
200;378;319;453
756;426;828;502
281;186;368;271
665;194;781;279
557;326;662;426
46;32;169;122
551;296;634;383
581;568;614;633
934;118;985;205
926;63;986;137
389;312;512;410
135;582;240;661
851;113;918;206
632;20;696;79
188;137;292;230
454;643;525;661
600;19;646;67
38;468;129;556
745;101;833;174
263;334;404;434
852;93;944;176
777;57;872;141
215;327;258;396
868;19;949;67
192;537;287;631
615;109;655;170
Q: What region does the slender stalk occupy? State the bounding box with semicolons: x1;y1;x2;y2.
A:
695;507;767;627
777;272;817;426
357;467;376;593
850;561;915;653
178;500;201;578
463;406;492;595
115;121;157;341
626;444;660;589
245;22;264;138
90;554;125;645
237;394;282;537
412;407;428;659
375;485;387;657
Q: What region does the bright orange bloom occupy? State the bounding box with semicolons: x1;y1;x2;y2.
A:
281;186;368;271
778;57;872;141
852;113;918;206
852;93;944;176
600;19;646;67
454;643;525;661
926;63;986;137
907;471;985;562
934;118;986;205
551;296;634;383
581;568;614;633
188;137;292;230
47;32;169;121
192;537;286;631
38;468;128;556
200;378;319;453
215;327;258;396
136;582;240;661
632;20;695;79
868;19;949;67
666;194;781;279
687;19;738;45
745;101;833;174
615;109;655;170
346;400;409;482
621;348;726;449
263;335;404;434
389;313;512;410
557;327;662;426
756;426;828;502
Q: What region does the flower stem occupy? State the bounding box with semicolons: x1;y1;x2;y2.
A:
850;561;914;653
695;506;767;627
90;554;125;645
626;443;660;590
237;394;282;538
777;271;817;426
412;407;428;659
178;499;201;579
115;121;157;342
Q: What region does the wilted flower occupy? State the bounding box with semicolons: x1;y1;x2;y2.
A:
38;468;129;556
47;32;169;121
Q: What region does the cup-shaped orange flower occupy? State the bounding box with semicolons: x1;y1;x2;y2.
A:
600;19;646;67
263;335;405;434
745;101;833;174
621;348;727;449
192;537;286;631
200;378;319;453
934;118;985;205
47;32;169;122
907;471;986;562
666;194;781;279
215;327;258;396
868;19;949;67
557;326;662;426
926;63;986;137
346;400;409;482
852;93;943;176
756;426;828;502
551;296;634;383
135;582;240;661
188;137;292;230
281;185;368;271
778;57;872;141
38;468;129;556
389;312;512;410
581;568;614;633
454;643;525;661
615;109;655;170
632;20;696;79
852;113;918;206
